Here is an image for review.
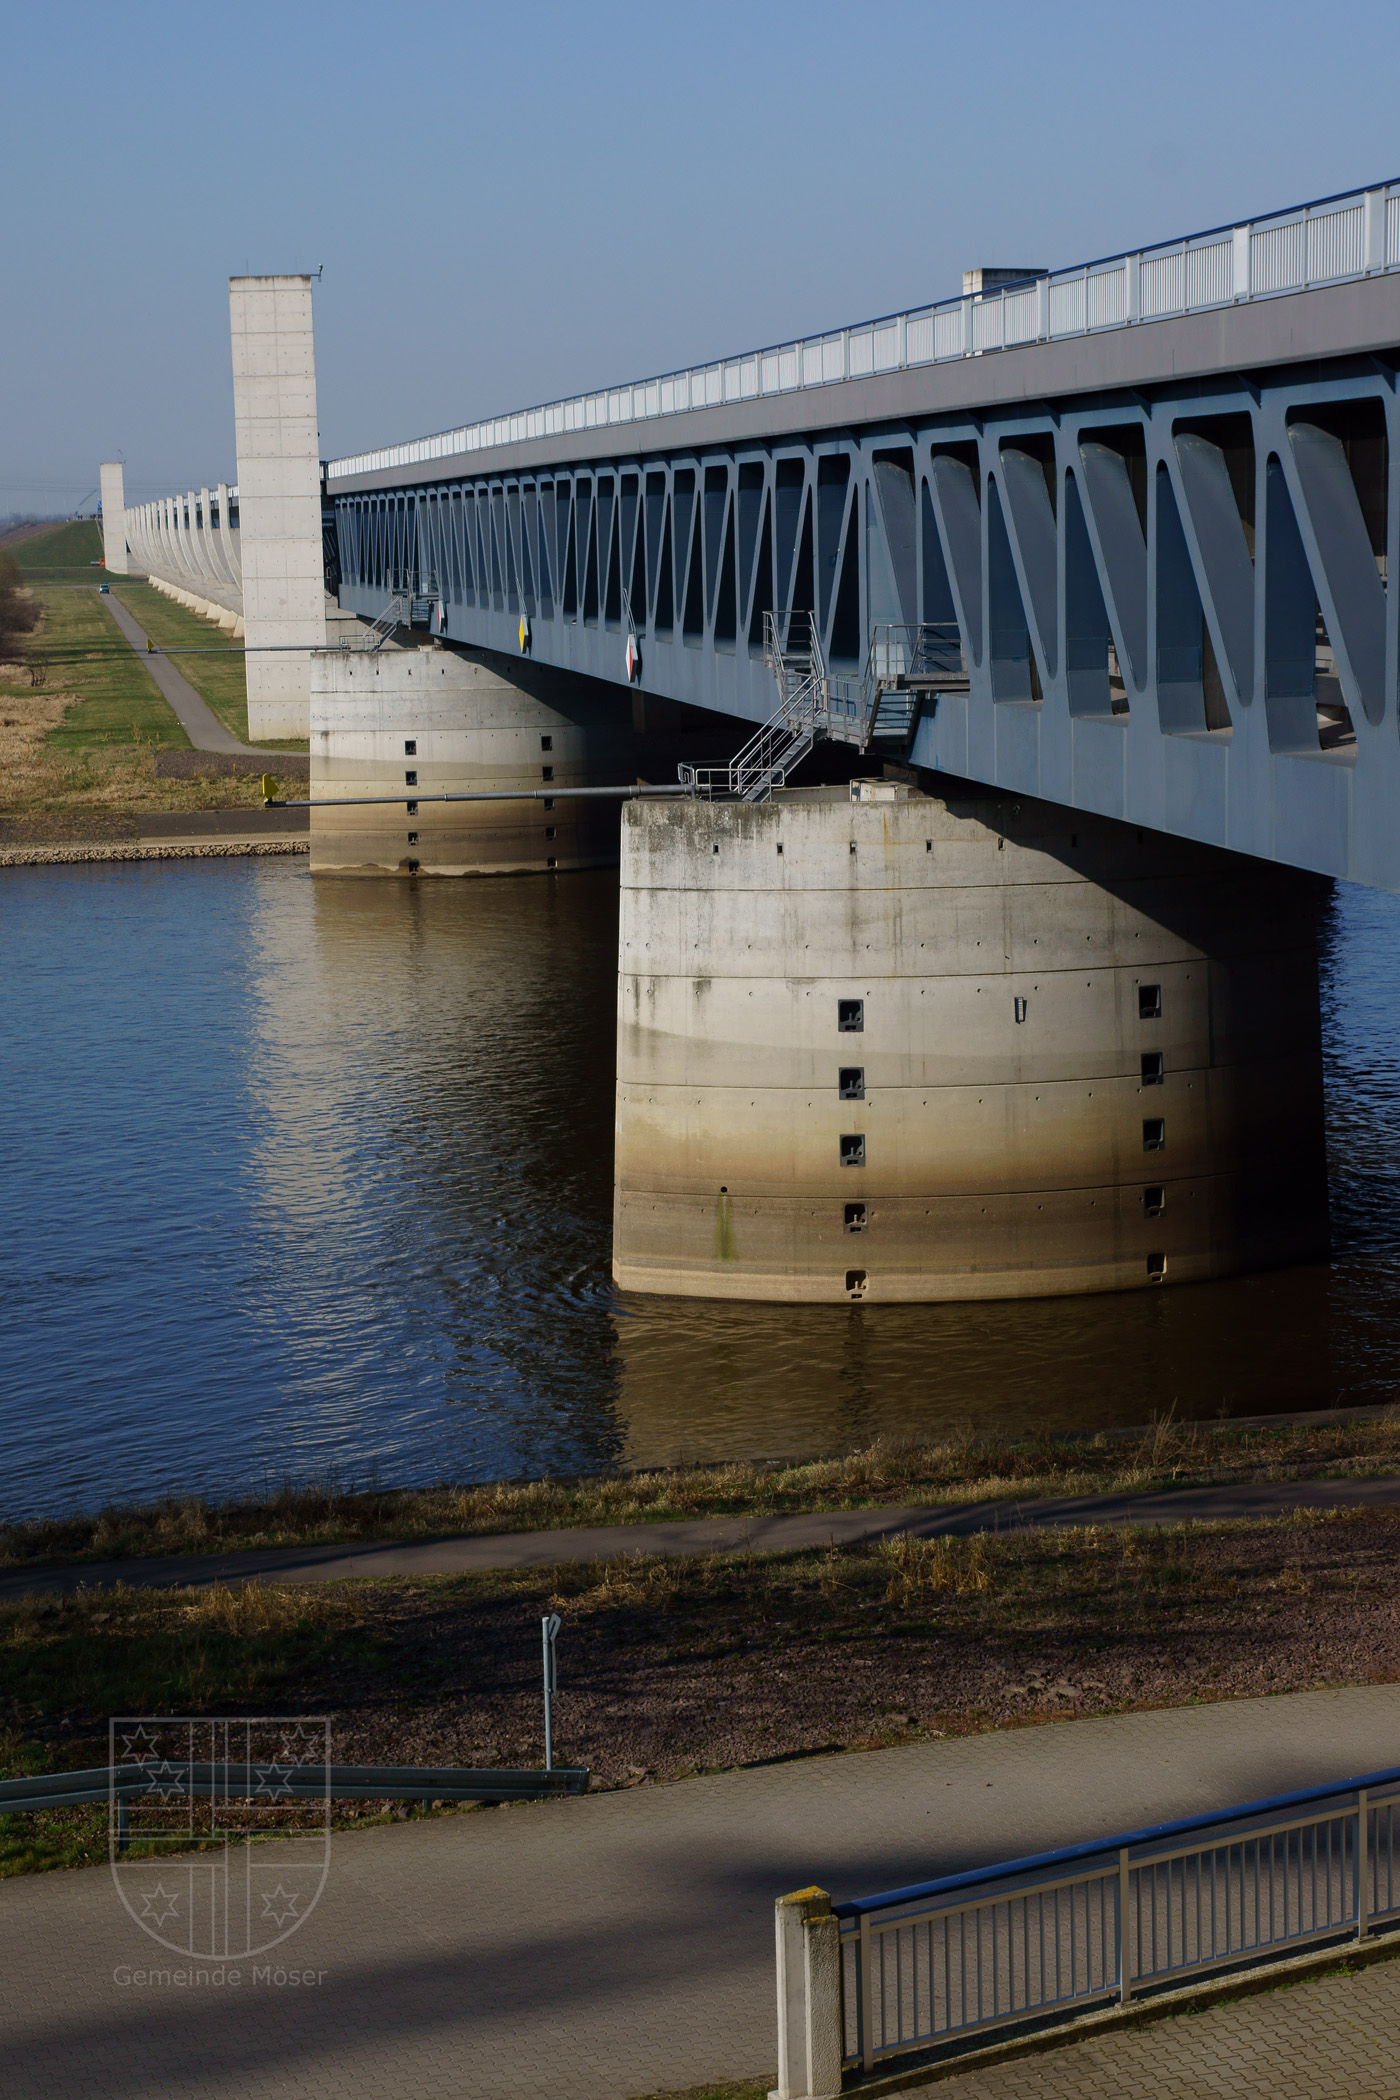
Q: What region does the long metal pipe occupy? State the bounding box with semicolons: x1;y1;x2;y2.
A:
264;783;691;808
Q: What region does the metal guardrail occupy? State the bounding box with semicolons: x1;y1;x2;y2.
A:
0;1759;588;1829
831;1763;1400;2078
327;178;1400;482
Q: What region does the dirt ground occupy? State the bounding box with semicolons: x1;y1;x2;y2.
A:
9;1509;1399;1798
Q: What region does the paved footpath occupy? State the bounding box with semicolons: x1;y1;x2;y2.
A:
3;1687;1400;2100
99;592;282;758
7;1474;1400;1601
922;1952;1400;2099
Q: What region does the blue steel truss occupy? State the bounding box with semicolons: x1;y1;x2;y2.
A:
334;357;1400;890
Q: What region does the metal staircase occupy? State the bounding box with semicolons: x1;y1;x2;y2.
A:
678;616;970;800
350;592;408;652
835;624;970;756
679;612;830;801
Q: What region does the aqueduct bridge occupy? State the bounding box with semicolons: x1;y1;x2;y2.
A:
102;181;1400;1306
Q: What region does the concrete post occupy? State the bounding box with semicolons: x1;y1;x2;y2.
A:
230;274;327;739
206;483;235;591
173;492;191;588
99;463;128;574
217;481;242;589
159;496;180;583
194;486;217;588
772;1888;843;2100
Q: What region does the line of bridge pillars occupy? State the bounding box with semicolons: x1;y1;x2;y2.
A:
115;268;1332;1309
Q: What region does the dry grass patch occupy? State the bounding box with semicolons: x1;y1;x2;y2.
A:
7;1509;1400;1876
8;1408;1400;1571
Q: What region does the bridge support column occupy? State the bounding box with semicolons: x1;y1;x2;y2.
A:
613;781;1329;1303
309;643;636;875
229;274;326;740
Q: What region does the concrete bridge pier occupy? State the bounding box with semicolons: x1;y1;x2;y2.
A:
613;780;1329;1303
309;642;637;875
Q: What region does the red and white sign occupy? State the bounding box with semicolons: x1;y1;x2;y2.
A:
625;632;641;682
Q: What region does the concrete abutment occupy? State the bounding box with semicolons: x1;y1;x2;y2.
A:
613;781;1329;1304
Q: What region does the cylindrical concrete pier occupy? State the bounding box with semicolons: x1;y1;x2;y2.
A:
613;780;1329;1302
309;642;637;875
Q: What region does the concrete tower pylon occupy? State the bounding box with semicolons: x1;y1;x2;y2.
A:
98;463;128;574
229;274;326;740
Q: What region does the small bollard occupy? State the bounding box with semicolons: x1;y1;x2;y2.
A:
771;1886;843;2100
541;1612;561;1772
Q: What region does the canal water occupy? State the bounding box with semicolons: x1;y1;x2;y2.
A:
2;857;1399;1520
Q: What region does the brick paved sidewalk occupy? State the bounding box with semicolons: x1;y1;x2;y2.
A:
3;1686;1400;2100
920;1954;1400;2098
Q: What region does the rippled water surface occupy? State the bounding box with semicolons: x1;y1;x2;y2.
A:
2;859;1399;1518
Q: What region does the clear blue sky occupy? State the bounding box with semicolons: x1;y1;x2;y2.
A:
5;0;1398;513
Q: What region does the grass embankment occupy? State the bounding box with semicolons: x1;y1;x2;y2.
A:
11;518;105;586
0;588;270;840
4;1411;1400;1571
4;1504;1400;1876
111;580;306;753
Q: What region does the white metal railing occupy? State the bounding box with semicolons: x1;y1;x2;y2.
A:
821;1764;1400;2081
327;179;1400;485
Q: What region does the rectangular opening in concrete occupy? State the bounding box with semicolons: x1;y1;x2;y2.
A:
543;798;555;811
545;826;556;840
1147;1252;1167;1280
541;735;553;751
542;766;554;781
1014;996;1028;1023
406;800;418;816
1142;1118;1166;1151
844;1203;867;1232
1144;1185;1165;1216
1139;984;1162;1019
840;1134;866;1166
404;740;416;755
839;1067;865;1100
845;1269;868;1297
407;831;418;844
838;999;864;1032
1141;1052;1165;1084
405;770;417;785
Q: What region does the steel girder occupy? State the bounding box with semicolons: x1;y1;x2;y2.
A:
333;357;1400;888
